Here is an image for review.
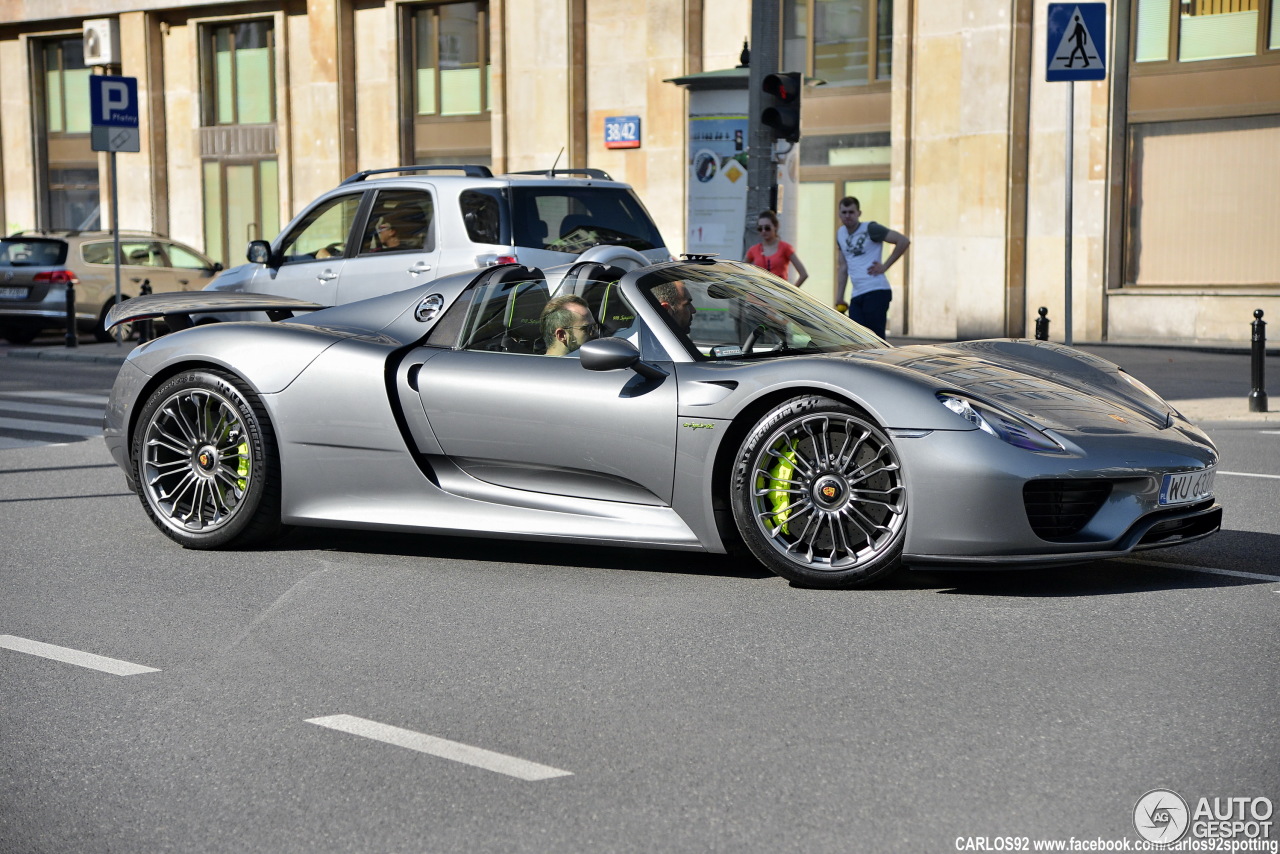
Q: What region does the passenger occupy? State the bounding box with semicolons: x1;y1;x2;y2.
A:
540;294;600;356
651;279;696;335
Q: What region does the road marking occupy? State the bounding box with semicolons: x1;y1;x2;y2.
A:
0;416;102;437
0;635;160;675
1117;558;1280;583
306;714;573;781
0;400;103;419
1260;430;1280;435
1218;471;1280;480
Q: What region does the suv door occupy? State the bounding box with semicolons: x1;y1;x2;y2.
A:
261;192;364;306
338;188;441;304
159;241;220;291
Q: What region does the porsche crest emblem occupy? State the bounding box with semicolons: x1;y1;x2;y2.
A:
822;485;838;499
199;453;210;467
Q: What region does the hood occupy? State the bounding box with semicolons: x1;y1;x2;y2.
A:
840;339;1177;435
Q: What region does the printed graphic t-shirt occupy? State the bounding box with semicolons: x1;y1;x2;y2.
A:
838;221;891;298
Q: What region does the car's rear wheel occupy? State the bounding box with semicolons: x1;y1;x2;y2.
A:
731;396;907;588
131;369;284;549
94;299;132;343
0;323;40;344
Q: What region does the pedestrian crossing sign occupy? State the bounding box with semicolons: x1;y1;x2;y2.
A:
1046;3;1107;81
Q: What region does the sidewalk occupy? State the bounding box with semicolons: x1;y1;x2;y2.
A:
5;335;1276;423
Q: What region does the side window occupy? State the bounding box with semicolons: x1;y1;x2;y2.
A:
81;242;113;265
460;189;504;245
359;190;435;255
121;241;164;267
458;275;551;354
164;243;214;271
279;194;362;264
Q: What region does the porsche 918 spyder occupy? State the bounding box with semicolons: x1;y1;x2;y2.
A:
102;258;1221;588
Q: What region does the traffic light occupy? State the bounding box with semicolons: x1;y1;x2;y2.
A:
761;71;803;143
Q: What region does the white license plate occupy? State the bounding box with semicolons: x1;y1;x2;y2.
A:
0;286;29;299
1159;466;1215;505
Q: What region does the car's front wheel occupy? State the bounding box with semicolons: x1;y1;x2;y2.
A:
131;369;284;549
731;396;907;588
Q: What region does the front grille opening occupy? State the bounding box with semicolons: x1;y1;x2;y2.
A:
1023;479;1114;540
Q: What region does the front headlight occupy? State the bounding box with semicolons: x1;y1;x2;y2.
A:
936;393;1065;453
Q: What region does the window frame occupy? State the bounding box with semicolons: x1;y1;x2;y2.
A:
1130;0;1279;73
200;18;278;127
783;0;893;89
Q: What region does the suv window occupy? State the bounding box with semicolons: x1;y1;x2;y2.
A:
0;238;67;266
460;189;507;245
280;193;362;264
164;243;214;270
359;190;435;255
509;187;663;253
121;242;165;267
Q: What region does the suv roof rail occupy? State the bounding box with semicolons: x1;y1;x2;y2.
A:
511;168;614;181
340;164;494;185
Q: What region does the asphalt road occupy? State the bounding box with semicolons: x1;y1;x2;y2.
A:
1;346;1277;853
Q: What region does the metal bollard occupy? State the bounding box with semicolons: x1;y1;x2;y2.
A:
1034;307;1050;341
136;280;153;343
1249;309;1267;413
64;277;78;348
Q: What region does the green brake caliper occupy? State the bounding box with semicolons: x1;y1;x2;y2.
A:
758;439;801;535
236;441;249;492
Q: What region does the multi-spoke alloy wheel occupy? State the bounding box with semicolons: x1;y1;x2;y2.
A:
731;396;907;587
131;370;282;548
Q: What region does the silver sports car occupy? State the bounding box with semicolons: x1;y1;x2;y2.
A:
102;258;1221;589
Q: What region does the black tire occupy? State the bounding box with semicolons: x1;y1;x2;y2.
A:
94;299;132;343
130;369;284;549
730;396;907;588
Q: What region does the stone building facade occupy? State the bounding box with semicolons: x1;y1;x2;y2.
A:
1;0;1276;345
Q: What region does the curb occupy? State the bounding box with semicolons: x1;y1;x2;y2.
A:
4;345;136;364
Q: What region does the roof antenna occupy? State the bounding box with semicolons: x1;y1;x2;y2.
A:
550;146;565;175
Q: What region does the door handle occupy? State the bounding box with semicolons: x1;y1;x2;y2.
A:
406;363;422;391
316;269;338;282
407;261;432;275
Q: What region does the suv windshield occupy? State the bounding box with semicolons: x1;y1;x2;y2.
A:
509;187;663;253
639;262;889;360
0;238;67;267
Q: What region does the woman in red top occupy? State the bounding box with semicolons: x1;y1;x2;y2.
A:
745;210;808;288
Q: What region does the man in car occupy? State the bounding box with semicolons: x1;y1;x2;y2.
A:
652;279;696;335
541;294;600;356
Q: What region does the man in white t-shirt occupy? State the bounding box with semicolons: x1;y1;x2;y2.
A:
834;196;910;340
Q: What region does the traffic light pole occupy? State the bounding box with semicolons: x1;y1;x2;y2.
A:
744;1;780;258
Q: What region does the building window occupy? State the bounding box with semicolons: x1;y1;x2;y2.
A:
204;20;276;125
411;2;489;118
783;0;892;86
1134;0;1279;63
203;159;279;269
37;38;98;230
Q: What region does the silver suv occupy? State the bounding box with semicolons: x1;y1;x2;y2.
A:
0;231;222;343
206;165;670;309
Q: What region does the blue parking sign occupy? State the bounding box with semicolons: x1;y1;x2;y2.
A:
89;75;138;127
1046;4;1107;81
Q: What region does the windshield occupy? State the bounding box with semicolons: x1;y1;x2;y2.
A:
638;262;889;360
509;186;664;253
0;238;67;267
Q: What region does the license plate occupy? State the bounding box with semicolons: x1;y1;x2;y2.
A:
1159;466;1215;505
0;286;29;299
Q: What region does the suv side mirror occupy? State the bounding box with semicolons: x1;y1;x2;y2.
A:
246;240;274;266
579;337;668;380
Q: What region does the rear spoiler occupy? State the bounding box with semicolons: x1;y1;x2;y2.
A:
104;292;324;332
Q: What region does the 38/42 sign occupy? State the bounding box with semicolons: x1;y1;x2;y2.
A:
604;115;641;150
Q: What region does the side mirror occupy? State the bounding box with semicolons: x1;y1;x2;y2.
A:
246;240;273;266
211;262;224;273
579;337;668;380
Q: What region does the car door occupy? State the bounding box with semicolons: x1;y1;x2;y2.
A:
337;188;441;304
158;240;221;291
409;272;678;506
258;192;364;306
117;240;184;296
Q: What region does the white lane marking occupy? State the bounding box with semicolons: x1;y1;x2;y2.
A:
0;416;101;437
306;714;573;781
0;400;103;419
0;391;110;405
1117;558;1280;583
0;635;160;675
1218;471;1280;480
1260;430;1280;435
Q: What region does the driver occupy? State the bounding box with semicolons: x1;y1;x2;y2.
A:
540;295;600;356
651;280;696;335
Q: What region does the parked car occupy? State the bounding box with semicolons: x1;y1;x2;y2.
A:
103;258;1220;590
204;165;670;316
0;230;222;343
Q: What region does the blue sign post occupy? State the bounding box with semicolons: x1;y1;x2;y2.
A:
1045;4;1106;345
604;115;642;150
88;74;140;344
